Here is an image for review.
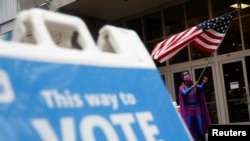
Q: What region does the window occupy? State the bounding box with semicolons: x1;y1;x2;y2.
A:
145;41;166;67
239;0;250;16
217;20;242;54
169;47;189;65
212;0;238;17
143;11;163;41
241;8;250;49
164;4;185;36
211;0;242;54
186;0;209;27
186;0;210;60
124;18;143;40
164;3;189;64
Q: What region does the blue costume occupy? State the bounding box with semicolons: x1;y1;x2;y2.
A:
179;72;211;141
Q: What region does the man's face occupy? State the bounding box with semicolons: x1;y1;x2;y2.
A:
183;74;191;84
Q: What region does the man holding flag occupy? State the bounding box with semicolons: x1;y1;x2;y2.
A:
151;10;237;63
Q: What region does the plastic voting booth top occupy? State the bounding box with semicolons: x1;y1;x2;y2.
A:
0;9;193;141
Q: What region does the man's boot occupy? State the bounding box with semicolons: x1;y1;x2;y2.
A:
199;133;206;141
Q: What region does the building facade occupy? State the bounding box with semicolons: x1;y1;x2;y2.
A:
118;0;250;125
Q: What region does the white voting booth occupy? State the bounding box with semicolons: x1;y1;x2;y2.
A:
0;9;192;141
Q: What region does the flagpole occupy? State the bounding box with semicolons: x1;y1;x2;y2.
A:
197;53;214;82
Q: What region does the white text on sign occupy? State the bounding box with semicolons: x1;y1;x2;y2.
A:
40;89;136;110
31;112;161;141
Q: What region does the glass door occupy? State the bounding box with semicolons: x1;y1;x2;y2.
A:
192;65;218;124
220;59;250;123
171;68;191;106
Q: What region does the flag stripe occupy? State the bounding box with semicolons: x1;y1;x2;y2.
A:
191;41;216;53
158;46;184;63
161;27;201;52
151;27;203;62
194;38;219;48
200;33;222;44
191;29;225;53
192;39;218;53
151;27;198;57
157;29;202;62
205;29;224;39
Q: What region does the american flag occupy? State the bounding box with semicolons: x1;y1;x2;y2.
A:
151;10;237;63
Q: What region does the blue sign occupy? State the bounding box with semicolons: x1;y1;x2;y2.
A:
0;57;191;141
